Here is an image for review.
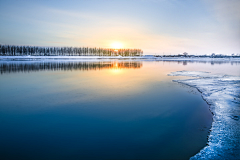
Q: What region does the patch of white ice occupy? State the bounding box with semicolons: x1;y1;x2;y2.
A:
169;71;240;160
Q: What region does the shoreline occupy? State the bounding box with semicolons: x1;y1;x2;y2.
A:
169;71;240;159
0;56;240;62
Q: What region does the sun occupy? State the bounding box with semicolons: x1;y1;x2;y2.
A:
111;42;123;49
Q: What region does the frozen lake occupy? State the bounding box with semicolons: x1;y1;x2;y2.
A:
0;60;239;159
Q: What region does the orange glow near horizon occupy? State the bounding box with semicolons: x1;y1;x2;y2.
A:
111;42;124;49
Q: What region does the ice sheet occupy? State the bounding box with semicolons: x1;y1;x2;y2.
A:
169;71;240;159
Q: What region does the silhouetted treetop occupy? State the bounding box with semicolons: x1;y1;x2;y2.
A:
0;45;143;57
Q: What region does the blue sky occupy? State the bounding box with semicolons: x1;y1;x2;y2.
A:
0;0;239;54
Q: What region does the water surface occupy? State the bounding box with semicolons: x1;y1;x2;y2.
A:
0;60;238;160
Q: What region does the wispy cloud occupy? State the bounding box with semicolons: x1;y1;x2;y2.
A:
202;0;240;36
0;0;239;54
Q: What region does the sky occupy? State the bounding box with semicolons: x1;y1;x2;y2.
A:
0;0;239;55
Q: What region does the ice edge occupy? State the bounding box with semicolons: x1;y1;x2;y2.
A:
169;71;240;160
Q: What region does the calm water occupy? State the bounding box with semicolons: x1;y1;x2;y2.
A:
0;60;239;160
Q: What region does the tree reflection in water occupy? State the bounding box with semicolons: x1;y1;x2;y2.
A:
0;61;143;74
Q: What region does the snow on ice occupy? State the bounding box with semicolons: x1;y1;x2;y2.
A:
169;71;240;159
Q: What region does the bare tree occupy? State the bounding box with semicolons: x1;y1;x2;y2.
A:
183;52;188;56
0;45;144;57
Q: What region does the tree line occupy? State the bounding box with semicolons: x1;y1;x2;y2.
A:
0;45;143;56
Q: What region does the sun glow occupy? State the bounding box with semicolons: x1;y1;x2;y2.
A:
111;42;124;49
